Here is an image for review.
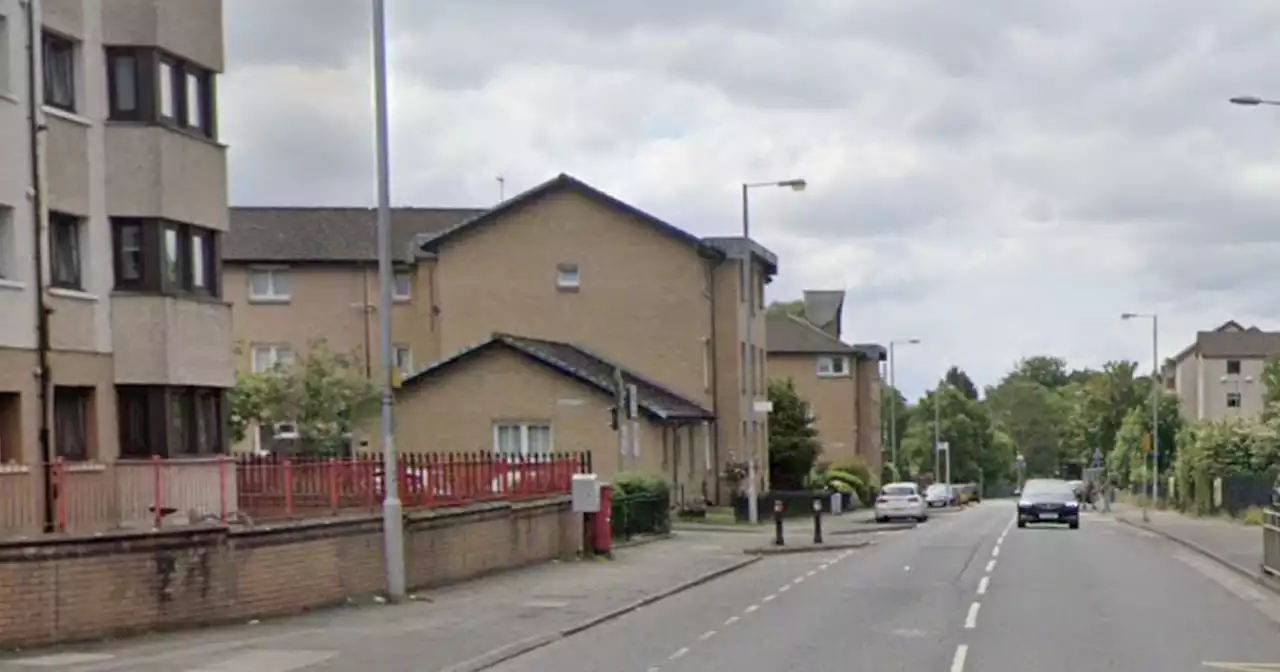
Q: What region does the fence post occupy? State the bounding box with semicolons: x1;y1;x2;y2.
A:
328;458;340;514
152;455;164;529
218;455;228;523
53;457;67;533
284;459;295;519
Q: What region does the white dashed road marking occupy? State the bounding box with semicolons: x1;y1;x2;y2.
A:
985;559;997;572
669;647;689;661
724;615;740;626
699;630;716;641
965;602;981;629
744;604;759;614
951;644;969;672
991;545;1000;557
977;576;989;595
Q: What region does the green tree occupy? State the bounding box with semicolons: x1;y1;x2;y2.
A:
985;376;1070;477
1009;355;1071;390
766;300;805;318
899;382;1001;484
881;384;913;464
1262;357;1280;422
944;366;980;400
1106;391;1183;486
230;340;380;455
766;379;823;489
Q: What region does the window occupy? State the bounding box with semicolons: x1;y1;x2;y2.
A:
111;218;219;296
1227;392;1242;409
117;386;225;458
0;205;12;279
817;355;849;377
393;270;411;300
492;423;553;457
49;211;82;290
251;344;294;373
1227;359;1241;375
42;31;76;112
248;268;292;302
53;386;92;461
556;263;580;291
394;344;412;375
105;48;216;138
740;342;747;392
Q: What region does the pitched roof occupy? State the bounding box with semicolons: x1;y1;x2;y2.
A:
766;314;886;360
223;207;485;263
1195;329;1280;358
401;333;714;422
418;173;724;260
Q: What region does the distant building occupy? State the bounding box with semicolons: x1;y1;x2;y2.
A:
1166;320;1280;421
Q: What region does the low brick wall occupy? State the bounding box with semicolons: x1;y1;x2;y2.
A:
0;496;580;648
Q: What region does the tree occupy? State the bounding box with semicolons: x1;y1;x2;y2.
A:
766;300;805;318
899;383;1002;485
1009;355;1070;390
944;366;980;400
766;379;822;489
985;376;1070;477
1262;357;1280;422
230;340;380;455
1106;391;1183;487
881;384;913;463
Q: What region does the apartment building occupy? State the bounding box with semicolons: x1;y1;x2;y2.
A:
765;291;885;475
0;0;232;533
1166;320;1280;421
225;174;776;503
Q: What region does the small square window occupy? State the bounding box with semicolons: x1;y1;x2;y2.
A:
393;270;411;300
393;344;412;375
1226;359;1241;375
251;344;294;373
817;355;849;377
556;263;580;291
248;268;291;302
1227;392;1242;408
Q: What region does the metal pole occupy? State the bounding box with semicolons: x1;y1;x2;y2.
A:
372;0;405;601
1151;314;1160;506
741;184;759;525
934;381;942;480
888;342;897;472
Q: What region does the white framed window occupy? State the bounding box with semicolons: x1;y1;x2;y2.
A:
556;263;580;291
251;344;295;373
393;344;412;375
0;205;13;280
184;70;202;128
272;422;299;440
817;355;849;377
492;422;553;457
248;267;292;302
158;59;175;118
393;270;412;300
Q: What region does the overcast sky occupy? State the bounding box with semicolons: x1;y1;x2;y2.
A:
222;0;1280;400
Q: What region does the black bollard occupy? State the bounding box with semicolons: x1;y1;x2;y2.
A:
773;500;785;546
813;496;824;544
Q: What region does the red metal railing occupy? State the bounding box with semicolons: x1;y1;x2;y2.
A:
235;452;592;521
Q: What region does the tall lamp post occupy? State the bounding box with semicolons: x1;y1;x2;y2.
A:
741;178;806;525
887;339;921;474
1121;312;1160;515
371;0;405;601
1230;96;1280;107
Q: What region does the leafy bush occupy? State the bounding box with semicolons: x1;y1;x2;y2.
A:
1240;506;1266;526
614;471;670;499
612;471;671;536
825;465;873;505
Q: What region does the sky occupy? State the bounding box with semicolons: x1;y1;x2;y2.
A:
222;0;1280;400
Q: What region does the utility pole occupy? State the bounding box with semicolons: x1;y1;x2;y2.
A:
497;175;505;202
1150;314;1160;507
371;0;405;602
887;338;920;474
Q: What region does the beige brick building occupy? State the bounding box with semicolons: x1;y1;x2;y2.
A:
0;0;232;534
224;174;777;503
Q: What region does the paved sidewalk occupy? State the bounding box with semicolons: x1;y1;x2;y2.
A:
1111;503;1266;580
0;531;766;672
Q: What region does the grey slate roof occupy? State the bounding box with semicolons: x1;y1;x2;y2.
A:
766;314;886;360
224;207;485;262
702;237;779;276
402;333;714;422
419;173;725;262
1195;329;1280;358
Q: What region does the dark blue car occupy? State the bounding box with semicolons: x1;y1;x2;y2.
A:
1016;479;1080;530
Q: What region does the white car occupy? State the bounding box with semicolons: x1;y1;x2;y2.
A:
875;482;928;523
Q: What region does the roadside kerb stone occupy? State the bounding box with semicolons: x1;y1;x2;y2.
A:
442;555;763;672
1115;515;1280;597
743;539;873;556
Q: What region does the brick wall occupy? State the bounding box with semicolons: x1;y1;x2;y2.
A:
0;496;580;648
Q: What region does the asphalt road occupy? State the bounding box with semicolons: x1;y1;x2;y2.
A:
489;501;1280;672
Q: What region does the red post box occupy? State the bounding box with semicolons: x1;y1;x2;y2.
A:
593;484;613;556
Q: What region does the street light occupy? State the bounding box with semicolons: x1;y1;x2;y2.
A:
740;177;806;525
1121;312;1160;513
371;0;406;601
887;339;921;474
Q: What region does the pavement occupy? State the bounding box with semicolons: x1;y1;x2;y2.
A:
12;502;1280;671
1111;502;1270;583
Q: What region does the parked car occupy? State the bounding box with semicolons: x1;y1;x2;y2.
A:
1016;478;1080;529
924;483;954;508
875;482;928;523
